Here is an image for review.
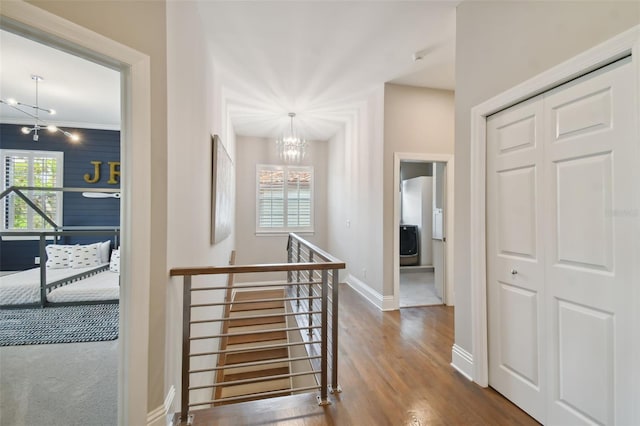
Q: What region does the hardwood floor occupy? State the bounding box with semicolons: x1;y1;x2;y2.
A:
185;283;539;425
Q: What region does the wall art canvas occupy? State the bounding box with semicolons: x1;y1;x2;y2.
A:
211;134;233;244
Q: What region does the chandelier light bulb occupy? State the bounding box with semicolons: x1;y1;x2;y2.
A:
2;75;78;143
276;112;307;164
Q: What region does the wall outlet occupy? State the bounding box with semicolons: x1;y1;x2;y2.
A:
34;257;40;264
346;219;351;228
362;268;367;278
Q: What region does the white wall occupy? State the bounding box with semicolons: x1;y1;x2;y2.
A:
383;83;454;296
327;87;385;297
166;1;235;413
234;135;328;282
454;0;640;354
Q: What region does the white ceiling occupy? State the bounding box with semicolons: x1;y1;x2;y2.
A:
0;29;120;130
0;1;457;141
197;1;457;140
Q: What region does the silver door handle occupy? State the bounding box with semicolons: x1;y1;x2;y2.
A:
511;269;518;275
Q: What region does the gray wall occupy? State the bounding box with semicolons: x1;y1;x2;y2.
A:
454;0;640;352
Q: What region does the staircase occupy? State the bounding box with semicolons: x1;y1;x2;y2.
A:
214;288;292;404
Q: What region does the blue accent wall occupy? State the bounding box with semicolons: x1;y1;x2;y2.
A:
0;124;120;270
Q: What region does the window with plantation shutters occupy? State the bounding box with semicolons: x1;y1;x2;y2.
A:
257;165;313;233
1;149;63;231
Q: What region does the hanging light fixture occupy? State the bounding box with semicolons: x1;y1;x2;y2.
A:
276;112;307;163
0;74;79;142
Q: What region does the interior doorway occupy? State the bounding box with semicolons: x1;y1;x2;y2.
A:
0;28;122;426
393;152;454;310
398;161;446;307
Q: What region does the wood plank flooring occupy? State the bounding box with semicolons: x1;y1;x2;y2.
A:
185;283;539;425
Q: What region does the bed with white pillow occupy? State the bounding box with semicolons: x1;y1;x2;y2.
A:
0;241;120;308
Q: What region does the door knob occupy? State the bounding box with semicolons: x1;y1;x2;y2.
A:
511;269;518;275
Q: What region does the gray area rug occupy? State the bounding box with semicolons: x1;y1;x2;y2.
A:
0;304;118;346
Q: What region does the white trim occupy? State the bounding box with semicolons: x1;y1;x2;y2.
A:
255;164;314;234
469;25;640;387
450;344;474;381
0;116;120;131
345;274;394;311
392;152;455;310
1;3;153;425
146;385;175;426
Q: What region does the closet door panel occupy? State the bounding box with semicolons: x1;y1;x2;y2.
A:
544;57;637;426
487;97;546;424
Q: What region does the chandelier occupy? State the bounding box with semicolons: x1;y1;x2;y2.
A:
276;112;307;163
0;74;79;142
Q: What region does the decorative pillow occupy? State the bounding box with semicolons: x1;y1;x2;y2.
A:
69;244;101;269
109;248;120;273
88;241;112;264
45;245;73;269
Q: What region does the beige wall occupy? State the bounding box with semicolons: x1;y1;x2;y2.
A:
26;0;169;413
454;0;640;352
327;87;385;294
382;84;454;295
235;136;328;281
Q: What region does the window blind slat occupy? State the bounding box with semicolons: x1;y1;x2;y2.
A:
257;165;312;230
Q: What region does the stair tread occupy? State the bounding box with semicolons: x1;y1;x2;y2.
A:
215;390;292;406
221;360;289;376
225;339;288;351
219;378;291;398
228;315;286;327
231;290;285;312
233;289;284;301
227;322;287;334
227;330;287;345
231;301;284;312
229;308;285;318
225;348;289;365
223;366;290;383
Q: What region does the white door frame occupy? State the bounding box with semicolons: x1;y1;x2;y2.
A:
393;152;455;310
1;3;153;425
469;25;640;387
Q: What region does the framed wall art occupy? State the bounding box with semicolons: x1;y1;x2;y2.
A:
211;134;233;244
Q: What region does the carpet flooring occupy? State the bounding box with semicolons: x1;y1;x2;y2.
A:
0;339;118;426
0;304;118;346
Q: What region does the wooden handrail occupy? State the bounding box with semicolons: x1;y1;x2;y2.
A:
170;261;345;277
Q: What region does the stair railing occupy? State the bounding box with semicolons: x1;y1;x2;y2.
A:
170;234;345;425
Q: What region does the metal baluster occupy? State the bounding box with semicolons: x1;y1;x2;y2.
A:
296;241;301;306
318;269;330;405
330;268;341;393
307;252;315;336
181;276;193;425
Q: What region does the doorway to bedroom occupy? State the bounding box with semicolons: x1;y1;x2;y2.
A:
0;28;122;426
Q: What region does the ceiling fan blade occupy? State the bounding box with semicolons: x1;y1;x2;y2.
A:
82;192;121;199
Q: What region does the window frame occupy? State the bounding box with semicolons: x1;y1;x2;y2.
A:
255;164;314;235
1;149;64;233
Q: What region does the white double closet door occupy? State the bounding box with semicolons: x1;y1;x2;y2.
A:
487;56;638;425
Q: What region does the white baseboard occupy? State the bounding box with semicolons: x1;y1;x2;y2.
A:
147;385;175;426
450;344;473;381
345;274;394;311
